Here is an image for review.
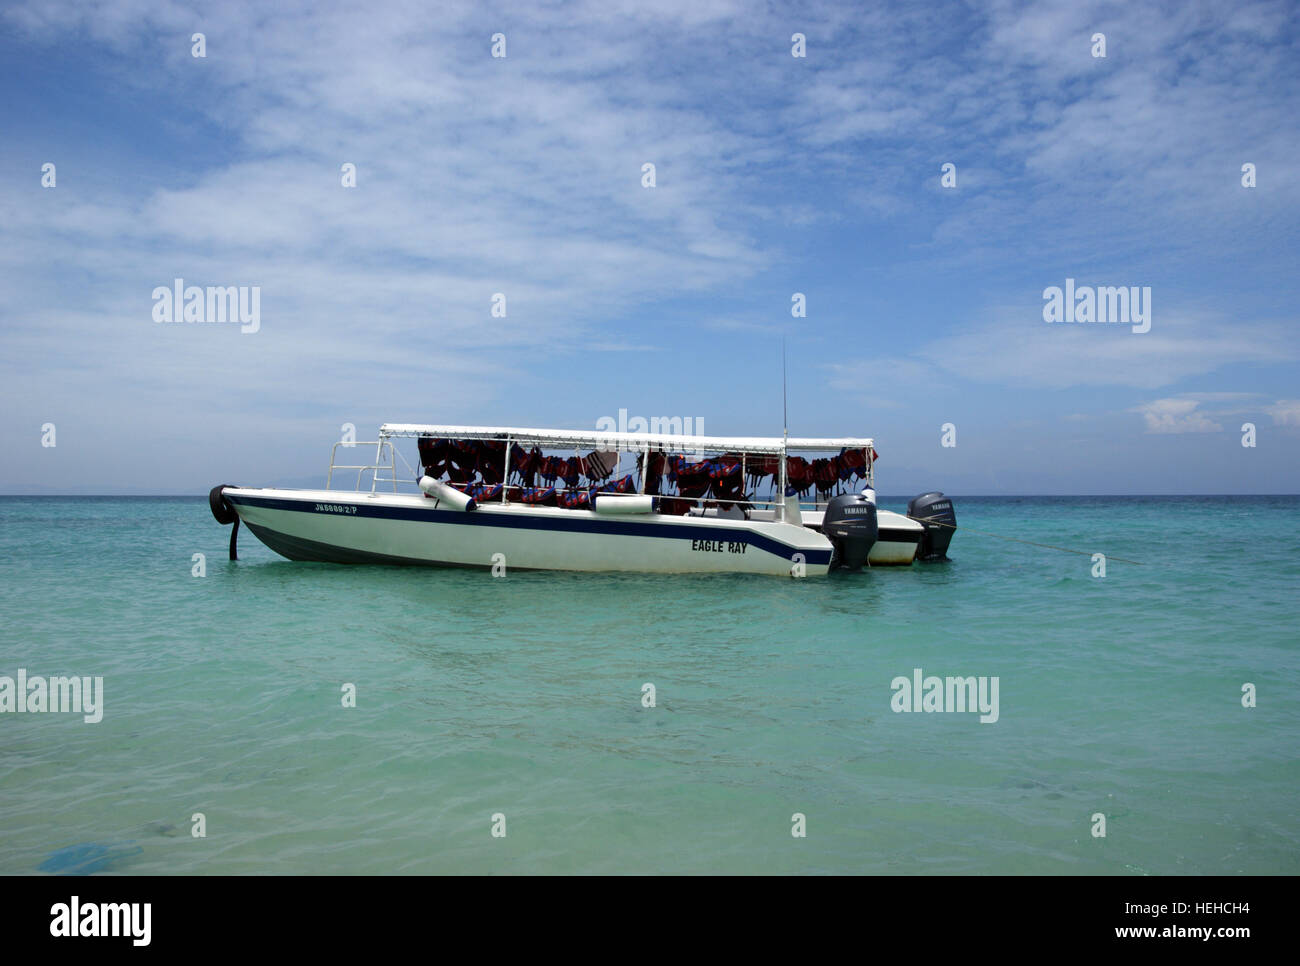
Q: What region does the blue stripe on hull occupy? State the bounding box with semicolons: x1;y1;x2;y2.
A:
228;493;832;565
244;521;497;568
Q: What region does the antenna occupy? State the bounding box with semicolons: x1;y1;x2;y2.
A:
778;336;789;523
782;336;788;442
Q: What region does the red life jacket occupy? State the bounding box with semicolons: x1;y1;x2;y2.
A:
746;455;778;490
563;456;582;487
786;457;813;496
511;446;543;486
538;456;564;484
676;468;711;499
711;472;746;508
584;450;617;481
559;490;591;509
641;452;666;495
478;440;506;484
660;493;692;515
838;448;865;480
603;473;635;494
446;440;479;484
418;436;451;479
522;486;557;506
812;458;838;495
707;454;742;480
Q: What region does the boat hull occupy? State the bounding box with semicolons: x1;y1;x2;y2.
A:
224;488;835;576
871;510;925;566
795;508;923;566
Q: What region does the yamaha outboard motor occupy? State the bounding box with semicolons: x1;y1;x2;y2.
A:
823;490;879;571
907;491;956;561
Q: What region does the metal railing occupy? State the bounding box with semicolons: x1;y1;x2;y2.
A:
325;440;414;493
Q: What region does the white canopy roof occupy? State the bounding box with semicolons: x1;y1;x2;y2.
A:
380;423;873;455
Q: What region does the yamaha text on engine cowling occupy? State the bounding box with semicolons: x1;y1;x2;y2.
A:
907;491;956;561
823;490;879;570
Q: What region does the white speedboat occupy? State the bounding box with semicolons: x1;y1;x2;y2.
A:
209;423;956;577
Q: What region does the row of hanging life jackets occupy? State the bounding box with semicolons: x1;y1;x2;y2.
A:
416;436;873;511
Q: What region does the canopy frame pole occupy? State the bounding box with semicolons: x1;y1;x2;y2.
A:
777;437;788;522
503;436;513;504
370;433;388;496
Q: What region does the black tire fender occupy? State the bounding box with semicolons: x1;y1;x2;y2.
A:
209;484;238;525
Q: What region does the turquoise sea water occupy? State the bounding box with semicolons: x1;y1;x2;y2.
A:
0;495;1296;875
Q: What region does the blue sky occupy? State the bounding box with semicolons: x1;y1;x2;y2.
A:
1;0;1297;494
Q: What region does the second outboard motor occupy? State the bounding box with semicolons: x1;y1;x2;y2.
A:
823;491;879;571
907;491;956;561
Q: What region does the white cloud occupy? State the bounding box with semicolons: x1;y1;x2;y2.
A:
1;0;1297;491
1132;398;1223;434
1266;399;1300;426
917;311;1298;390
822;358;940;410
0;0;783;415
